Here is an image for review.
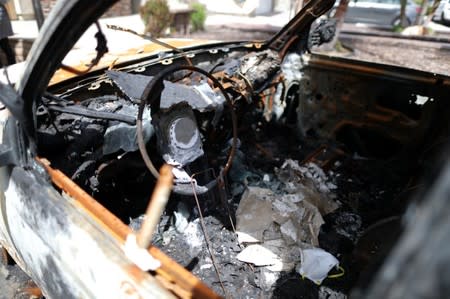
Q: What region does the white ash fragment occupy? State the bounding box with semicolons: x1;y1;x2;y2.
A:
183;220;204;252
236;187;274;244
293;200;324;246
282;193;304;203
200;264;213;270
263;238;286;249
162;229;173;246
326;182;337;190
263;222;283;241
279;159;338;194
237;244;283;267
297;185;338;215
234;186;326;278
260;268;281;291
174;202;190;233
234;158;342;281
319;286;347;299
276;159;340;214
174;210;189;233
266;262;289;272
280;219;298;245
284;181;298;193
236;186;325;247
262;239;301;272
273;197;299;220
128;215;146;232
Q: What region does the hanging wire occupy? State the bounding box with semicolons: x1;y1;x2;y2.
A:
190;174;230;298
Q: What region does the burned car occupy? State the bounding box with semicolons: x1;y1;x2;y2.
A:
1;0;450;298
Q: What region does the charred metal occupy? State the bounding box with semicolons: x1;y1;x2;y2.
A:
1;0;450;298
32;32;450;298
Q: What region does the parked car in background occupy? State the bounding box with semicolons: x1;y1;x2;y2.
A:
432;0;450;25
335;0;420;28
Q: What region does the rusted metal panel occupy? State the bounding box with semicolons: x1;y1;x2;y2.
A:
308;53;450;86
0;165;175;298
292;53;449;146
38;159;221;299
49;39;217;85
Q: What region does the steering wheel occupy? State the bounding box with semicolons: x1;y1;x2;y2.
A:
136;64;238;195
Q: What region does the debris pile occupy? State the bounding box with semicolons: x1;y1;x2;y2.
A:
235;160;340;289
130;159;348;297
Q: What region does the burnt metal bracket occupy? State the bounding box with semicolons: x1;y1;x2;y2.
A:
266;0;336;55
0;118;27;167
0;83;26;126
308;18;337;50
0;144;16;167
0;83;30;167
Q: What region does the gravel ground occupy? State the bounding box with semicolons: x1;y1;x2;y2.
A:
175;25;450;77
331;35;450;76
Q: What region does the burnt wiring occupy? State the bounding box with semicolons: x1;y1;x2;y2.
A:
190;167;237;233
38;105;61;135
190;174;229;299
61;21;109;75
45;104;136;124
208;60;226;75
136;64;238;182
42;93;136;124
236;71;254;94
254;71;284;95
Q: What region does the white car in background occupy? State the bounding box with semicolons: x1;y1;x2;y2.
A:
433;0;450;25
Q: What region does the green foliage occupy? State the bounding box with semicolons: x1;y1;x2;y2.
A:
190;3;206;32
393;25;403;32
140;0;172;37
334;40;343;52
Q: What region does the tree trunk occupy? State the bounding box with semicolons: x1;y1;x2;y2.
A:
32;0;44;29
415;0;429;25
399;0;407;27
323;0;349;51
430;0;441;15
333;0;350;21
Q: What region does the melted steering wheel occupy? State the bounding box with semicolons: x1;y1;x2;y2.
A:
136;64;238;195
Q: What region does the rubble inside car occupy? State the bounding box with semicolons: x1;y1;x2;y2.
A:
124;142;397;298
34;29;449;297
234;160;341;275
128;157;345;295
4;0;450;297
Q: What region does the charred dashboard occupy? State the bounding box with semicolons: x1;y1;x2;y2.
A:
35;37;450;297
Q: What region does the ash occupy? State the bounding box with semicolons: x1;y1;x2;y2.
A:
129;123;414;298
132;210;268;298
130;158;352;298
